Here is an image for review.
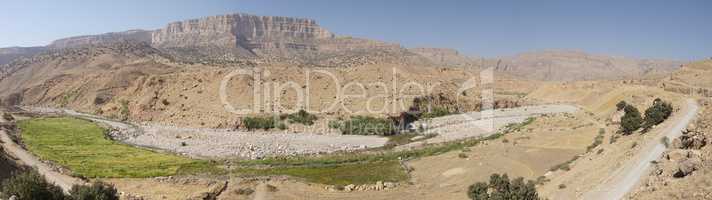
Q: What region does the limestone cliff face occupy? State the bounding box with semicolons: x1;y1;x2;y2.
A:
152;13;334;51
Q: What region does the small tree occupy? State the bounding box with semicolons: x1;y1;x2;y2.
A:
468;182;489;200
0;170;65;200
468;173;539;200
620;105;643;135
68;181;119;200
616;101;627;111
642;98;673;132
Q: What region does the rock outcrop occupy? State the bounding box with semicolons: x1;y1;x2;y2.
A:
673;128;707;149
650;149;704;179
150;13;416;66
152;13;333;51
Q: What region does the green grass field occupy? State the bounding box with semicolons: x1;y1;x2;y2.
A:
18;117;204;178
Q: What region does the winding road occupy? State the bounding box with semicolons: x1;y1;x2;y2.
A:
582;98;699;200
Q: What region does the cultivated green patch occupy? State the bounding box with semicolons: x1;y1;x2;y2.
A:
18;117;204;178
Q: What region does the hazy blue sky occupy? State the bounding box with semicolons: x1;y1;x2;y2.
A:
1;0;710;60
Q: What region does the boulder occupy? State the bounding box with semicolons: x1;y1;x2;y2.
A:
672;157;702;178
676;129;707;149
666;150;688;161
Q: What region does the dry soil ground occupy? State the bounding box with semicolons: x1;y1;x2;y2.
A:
209;110;599;200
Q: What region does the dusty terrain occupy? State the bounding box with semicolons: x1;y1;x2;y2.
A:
582;99;697;200
626;60;712;199
493;50;682;81
627;99;712;200
400;104;578;149
0;12;706;200
533;84;691;199
206;109;600;200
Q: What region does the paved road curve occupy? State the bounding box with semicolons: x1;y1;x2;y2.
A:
582;99;699;200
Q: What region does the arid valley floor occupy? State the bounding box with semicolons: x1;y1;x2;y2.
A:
1;11;711;200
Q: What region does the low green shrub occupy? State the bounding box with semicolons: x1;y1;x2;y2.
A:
586;129;605;152
335;116;395;136
421;106;453;119
616;100;627;111
287;110;318;125
0;170;65;200
243;116;281;131
119;100;130;121
68;181;119;200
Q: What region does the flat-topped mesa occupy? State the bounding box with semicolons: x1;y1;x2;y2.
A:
151;13;335;50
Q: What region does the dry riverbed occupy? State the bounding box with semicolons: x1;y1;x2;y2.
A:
24;105;577;159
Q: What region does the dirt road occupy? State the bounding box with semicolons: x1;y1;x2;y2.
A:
582;99;699;200
0;129;83;192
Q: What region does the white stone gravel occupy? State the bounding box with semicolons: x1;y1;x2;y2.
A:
24;105;576;159
124;125;388;159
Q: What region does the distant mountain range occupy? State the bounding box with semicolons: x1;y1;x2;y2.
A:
0;12;685;81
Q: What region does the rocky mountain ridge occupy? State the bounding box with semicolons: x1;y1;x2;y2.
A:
0;46;47;65
0;13;685;80
48;29;152;49
492;50;684;81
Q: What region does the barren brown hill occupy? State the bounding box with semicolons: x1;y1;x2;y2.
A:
0;40;498;128
0;46;46;65
494;50;683;81
48;29;152;49
409;47;482;68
